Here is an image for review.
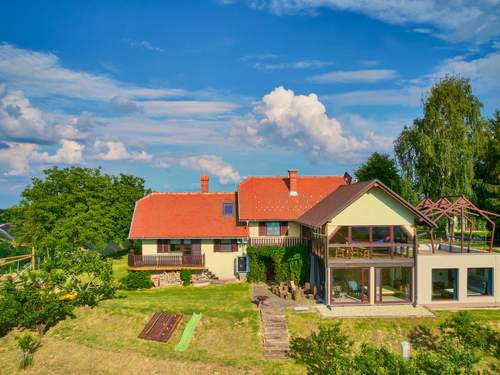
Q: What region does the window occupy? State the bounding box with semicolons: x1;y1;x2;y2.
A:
169;239;182;252
351;227;369;242
432;269;458;300
183;239;192;255
266;222;280;236
394;226;409;243
372;227;391;243
157;239;169;253
223;202;234;216
331;268;370;304
214;239;236;252
467;268;493;296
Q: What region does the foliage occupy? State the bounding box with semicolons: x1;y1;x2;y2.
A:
291;323;352;375
395;76;488;200
247;244;309;285
0;208;11;224
10;167;150;254
121;270;152;290
42;247;116;306
355;152;404;195
17;333;40;369
291;311;498;375
180;269;192;286
0;278;22;336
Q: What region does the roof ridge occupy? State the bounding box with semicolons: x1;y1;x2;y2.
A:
144;192;236;197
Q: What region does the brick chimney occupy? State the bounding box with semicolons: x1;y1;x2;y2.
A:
201;175;209;193
288;169;298;196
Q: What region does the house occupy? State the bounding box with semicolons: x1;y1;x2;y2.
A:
129;169;500;307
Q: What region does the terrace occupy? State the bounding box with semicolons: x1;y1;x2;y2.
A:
128;253;205;271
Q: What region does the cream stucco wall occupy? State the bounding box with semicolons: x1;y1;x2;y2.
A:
326;189;415;237
417;252;500;305
141;239;245;280
201;239;245;280
248;221;301;237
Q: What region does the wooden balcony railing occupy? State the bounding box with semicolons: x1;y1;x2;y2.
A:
128;253;205;270
328;243;415;259
248;237;304;248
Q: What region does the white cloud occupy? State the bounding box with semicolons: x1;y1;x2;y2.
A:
0;139;84;176
141;100;238;116
110;96;143;113
0;86;92;143
309;69;397;84
123;39;165;53
254;0;500;43
0;43;183;101
93;140;152;163
234;86;392;162
253;59;334;70
180;155;241;184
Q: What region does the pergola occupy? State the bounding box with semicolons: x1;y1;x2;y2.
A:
416;196;500;253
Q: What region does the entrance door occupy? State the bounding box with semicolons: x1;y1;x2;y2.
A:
375;267;412;303
331;268;370;304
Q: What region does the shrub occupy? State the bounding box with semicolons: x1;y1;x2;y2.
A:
120;271;152;290
17;333;40;369
180;269;192;286
0;278;21;337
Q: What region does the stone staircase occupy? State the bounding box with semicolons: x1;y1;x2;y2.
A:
260;307;290;359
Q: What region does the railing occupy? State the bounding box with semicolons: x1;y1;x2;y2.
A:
128;253;205;269
328;243;415;259
248;237;304;248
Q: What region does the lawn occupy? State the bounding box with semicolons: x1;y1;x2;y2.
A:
0;281;303;374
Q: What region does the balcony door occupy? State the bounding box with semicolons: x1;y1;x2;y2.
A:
331;268;370;304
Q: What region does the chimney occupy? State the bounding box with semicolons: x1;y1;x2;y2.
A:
343;171;353;185
288;169;298;196
201;175;209;193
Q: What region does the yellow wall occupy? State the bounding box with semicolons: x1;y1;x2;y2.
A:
326;189;415;237
416;252;500;305
248;221;301;237
141;239;245;280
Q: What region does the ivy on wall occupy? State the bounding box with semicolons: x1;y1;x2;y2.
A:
247;244;309;285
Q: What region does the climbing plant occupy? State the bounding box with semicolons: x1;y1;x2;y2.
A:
247;244;309;285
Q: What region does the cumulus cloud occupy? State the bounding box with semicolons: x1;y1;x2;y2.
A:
253;0;500;43
93;140;152;163
234;86;392;162
0;43;183;100
0;86;100;143
180;155;241;184
0;139;84;176
309;69;397;84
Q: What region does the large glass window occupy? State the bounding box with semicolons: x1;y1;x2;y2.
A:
331;268;370;304
219;239;233;252
432;269;458;300
266;222;280;236
169;239;182;252
376;267;412;303
467;268;493;296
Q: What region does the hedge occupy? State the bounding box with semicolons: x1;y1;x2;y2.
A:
247;243;309;285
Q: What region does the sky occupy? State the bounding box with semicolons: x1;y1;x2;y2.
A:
0;0;499;207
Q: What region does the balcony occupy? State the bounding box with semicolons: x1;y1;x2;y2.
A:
328;243;415;262
248;237;304;248
128;253;205;270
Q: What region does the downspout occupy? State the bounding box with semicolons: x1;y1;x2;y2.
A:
413;223;418;307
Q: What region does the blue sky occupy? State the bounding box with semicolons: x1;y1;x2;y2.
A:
0;0;499;207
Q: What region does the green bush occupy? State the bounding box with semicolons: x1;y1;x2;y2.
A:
120;271;152;290
247;244;309;285
180;269;192;286
17;333;40;369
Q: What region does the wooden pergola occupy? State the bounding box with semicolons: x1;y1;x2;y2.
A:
416;196;500;253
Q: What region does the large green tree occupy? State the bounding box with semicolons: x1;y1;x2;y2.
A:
354;153;402;194
10;167;150;253
394;76;489;199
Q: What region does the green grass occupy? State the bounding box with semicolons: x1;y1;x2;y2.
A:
110;253;128;282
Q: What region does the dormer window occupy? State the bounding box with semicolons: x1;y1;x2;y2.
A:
223;202;234;216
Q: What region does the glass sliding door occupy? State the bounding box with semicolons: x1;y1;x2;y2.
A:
432;269;458;300
467;268;493;296
375;267;412;303
331;268;370;304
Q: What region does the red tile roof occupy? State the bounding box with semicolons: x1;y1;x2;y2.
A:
129;192;248;239
238;176;346;220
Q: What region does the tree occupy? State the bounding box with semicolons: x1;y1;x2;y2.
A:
10;167;150;254
474;110;500;213
395;76;489;199
355;153;403;195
